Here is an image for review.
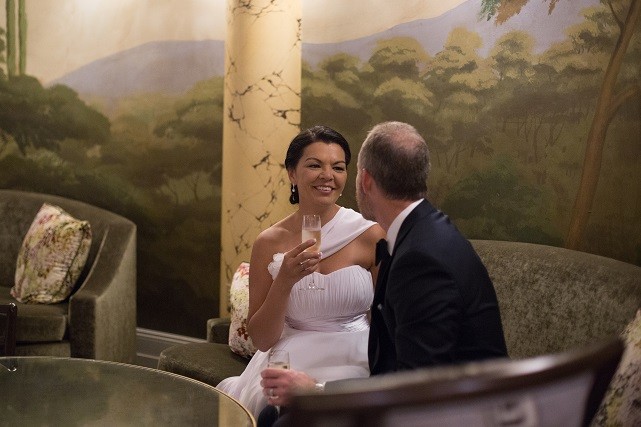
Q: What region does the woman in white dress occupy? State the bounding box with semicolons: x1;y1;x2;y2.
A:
216;125;385;417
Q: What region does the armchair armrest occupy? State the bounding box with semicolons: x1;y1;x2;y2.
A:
207;317;231;344
69;219;137;363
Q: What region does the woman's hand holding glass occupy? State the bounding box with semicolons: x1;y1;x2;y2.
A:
277;237;321;292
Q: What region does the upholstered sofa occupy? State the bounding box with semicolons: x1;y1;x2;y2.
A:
158;240;641;422
159;240;641;381
0;189;137;363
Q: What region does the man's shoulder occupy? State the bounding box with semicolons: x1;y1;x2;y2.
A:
404;208;466;245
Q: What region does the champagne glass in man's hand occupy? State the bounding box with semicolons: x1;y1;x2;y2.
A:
267;350;290;412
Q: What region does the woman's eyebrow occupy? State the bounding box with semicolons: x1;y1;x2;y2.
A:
303;157;346;165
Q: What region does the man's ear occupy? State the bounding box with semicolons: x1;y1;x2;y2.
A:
360;169;372;193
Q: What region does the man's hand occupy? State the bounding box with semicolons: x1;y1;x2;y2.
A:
260;368;316;407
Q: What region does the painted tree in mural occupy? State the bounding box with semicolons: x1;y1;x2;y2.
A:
426;28;494;173
5;0;26;77
5;0;15;76
0;78;110;157
18;0;25;75
487;29;575;170
367;37;433;130
0;0;110;163
301;54;370;136
481;0;641;250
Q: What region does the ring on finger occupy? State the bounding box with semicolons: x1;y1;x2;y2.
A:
269;388;274;397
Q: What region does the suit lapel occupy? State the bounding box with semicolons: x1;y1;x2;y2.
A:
373;253;391;305
370;200;433;374
370;240;392;373
369;253;391;374
373;200;433;306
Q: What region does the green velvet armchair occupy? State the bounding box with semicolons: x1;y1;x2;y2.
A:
0;190;137;363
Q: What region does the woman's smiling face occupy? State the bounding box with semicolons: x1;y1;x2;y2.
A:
288;141;347;207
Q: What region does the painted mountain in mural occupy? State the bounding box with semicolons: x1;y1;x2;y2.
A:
50;40;225;99
52;0;599;99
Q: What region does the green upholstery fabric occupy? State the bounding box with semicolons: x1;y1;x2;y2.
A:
0;287;67;342
207;316;232;343
0;190;137;363
157;342;249;387
157;318;247;386
470;240;641;359
15;341;71;357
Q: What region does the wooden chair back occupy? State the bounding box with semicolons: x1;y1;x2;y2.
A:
286;338;624;427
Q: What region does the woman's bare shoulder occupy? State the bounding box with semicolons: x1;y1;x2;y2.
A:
254;217;296;250
251;223;292;275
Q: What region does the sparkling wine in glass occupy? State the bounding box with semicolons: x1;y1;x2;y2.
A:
301;215;323;290
267;350;290;413
267;350;290;370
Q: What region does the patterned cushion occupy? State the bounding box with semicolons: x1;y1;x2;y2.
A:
10;203;92;304
228;262;257;358
594;309;641;426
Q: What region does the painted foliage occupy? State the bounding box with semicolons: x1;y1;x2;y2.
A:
0;0;638;337
303;0;641;267
0;1;224;336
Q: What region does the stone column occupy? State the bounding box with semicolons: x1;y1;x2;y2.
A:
220;0;301;316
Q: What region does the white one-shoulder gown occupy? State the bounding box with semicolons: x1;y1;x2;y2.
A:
216;208;375;418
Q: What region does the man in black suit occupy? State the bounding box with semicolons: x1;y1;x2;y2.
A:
356;121;507;374
259;121;507;421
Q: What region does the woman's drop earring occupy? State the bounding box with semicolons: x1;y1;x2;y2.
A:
289;184;299;204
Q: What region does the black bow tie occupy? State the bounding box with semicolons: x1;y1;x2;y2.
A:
375;239;390;266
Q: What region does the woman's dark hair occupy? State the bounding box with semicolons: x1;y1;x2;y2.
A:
285;125;351;204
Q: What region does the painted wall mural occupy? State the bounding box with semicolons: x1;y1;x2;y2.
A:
0;0;226;336
301;0;641;267
0;0;638;337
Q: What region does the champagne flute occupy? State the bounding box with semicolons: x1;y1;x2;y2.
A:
267;349;290;370
267;350;290;414
301;214;323;290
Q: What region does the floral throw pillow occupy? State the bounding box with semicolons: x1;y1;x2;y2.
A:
11;203;92;304
228;262;257;358
593;309;641;426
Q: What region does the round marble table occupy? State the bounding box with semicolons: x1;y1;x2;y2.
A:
0;356;255;426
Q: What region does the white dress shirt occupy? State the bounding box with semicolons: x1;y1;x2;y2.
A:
385;199;423;254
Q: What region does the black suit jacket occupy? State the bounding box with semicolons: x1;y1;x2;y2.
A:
368;199;508;375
